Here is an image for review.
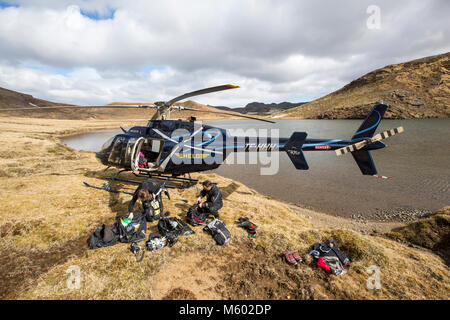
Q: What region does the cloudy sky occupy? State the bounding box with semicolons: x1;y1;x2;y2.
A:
0;0;448;107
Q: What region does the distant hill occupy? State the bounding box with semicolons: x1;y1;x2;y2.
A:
0;86;125;120
0;87;58;109
211;101;306;115
0;87;78;118
0;88;243;120
273;52;450;119
169;100;247;120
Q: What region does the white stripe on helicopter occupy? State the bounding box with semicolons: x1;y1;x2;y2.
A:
152;128;223;171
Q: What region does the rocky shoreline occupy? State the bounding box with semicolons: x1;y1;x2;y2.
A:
351;207;434;224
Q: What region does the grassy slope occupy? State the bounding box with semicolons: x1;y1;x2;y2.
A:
0;117;448;300
274;52;450;119
387;207;450;265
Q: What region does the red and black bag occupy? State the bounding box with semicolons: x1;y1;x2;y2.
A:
186;204;208;226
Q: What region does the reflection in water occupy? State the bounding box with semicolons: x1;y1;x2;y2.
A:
62;119;450;218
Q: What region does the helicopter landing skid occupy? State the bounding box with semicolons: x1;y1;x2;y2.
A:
83;169;138;195
131;172;198;189
83;170;198;195
83;181;134;196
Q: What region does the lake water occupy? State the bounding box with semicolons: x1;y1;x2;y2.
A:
61;119;449;219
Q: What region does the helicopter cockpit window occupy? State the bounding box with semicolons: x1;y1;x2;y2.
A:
100;136;115;152
108;137;126;165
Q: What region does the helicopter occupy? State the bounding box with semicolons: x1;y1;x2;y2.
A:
5;84;404;191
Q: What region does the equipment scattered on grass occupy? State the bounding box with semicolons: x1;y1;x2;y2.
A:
118;213;147;243
88;212;147;250
309;240;353;276
283;250;303;265
88;224;120;249
186;203;209;226
158;216;195;238
146;233;166;251
130;242;145;262
237;217;257;237
203;219;231;245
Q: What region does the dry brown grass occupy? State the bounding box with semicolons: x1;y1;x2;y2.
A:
0;116;448;300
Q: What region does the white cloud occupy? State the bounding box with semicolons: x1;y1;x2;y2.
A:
0;1;448;107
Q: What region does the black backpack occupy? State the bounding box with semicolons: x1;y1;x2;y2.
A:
186;204;208;226
158;217;195;238
204;219;231;245
118;212;147;243
88;224;120;249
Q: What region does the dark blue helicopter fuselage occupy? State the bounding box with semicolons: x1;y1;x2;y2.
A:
95;118;386;176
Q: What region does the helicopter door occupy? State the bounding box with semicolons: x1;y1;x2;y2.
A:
130;137;145;171
130;138;164;172
124;137;138;168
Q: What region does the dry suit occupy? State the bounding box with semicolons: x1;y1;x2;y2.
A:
198;184;223;219
128;180;163;222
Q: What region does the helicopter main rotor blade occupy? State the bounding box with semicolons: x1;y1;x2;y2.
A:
165;84;240;107
0;104;156;111
177;106;276;124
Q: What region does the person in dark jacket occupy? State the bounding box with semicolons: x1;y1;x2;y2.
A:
128;179;163;222
196;180;223;219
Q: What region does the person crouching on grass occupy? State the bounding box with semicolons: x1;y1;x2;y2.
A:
196;180;223;219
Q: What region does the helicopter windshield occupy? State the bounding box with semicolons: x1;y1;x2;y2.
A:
101;136;115;152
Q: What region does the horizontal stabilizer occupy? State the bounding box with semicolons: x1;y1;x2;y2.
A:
285;132;309;170
372;126;404;141
336;126;404;156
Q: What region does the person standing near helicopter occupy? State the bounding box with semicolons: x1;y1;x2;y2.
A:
128;179;164;222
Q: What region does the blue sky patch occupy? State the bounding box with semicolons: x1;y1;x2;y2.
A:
80;7;116;20
23;62;72;76
0;1;19;9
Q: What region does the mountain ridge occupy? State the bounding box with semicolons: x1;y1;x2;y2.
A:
273;52;450;119
211;101;306;115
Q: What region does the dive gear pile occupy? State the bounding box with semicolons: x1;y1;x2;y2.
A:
237;217;257;237
158;216;195;238
118;213;147;243
88;212;147;250
130;242;145;262
309;240;353;276
146;232;167;252
203;219;231;245
186;204;209;226
88;224;120;249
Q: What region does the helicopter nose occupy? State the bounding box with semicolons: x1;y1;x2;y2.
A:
95;152;108;164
